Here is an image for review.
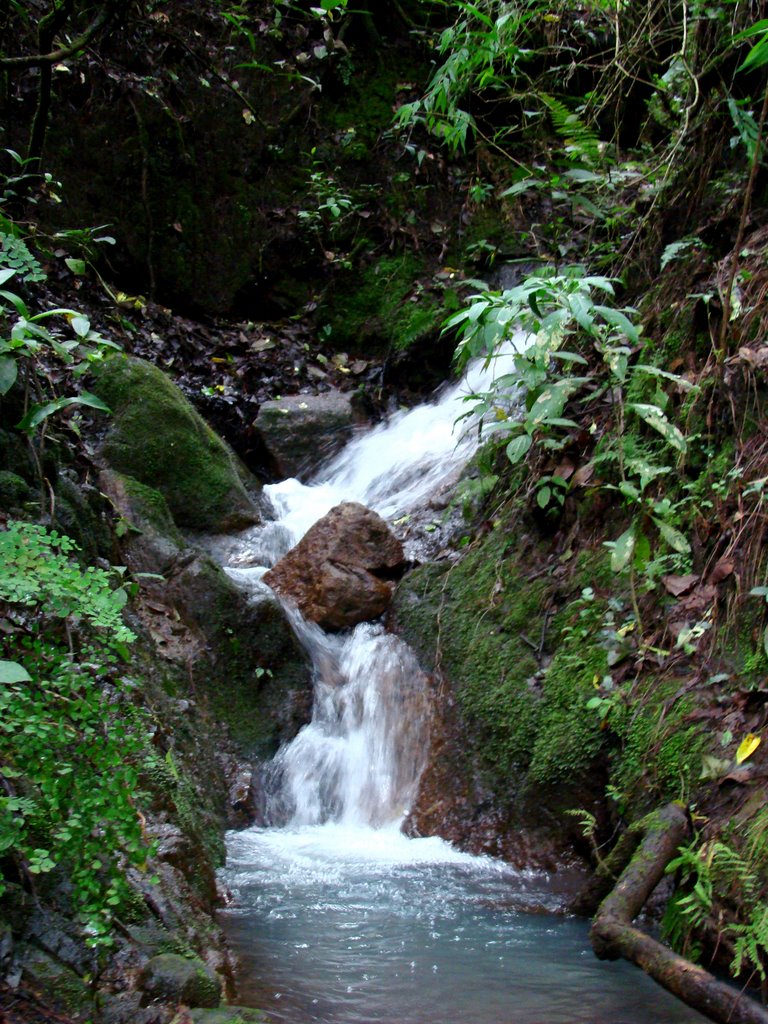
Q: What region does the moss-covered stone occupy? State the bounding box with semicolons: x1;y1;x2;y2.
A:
0;469;31;509
321;252;445;356
140;952;221;1008
92;357;259;532
172;1008;266;1024
166;555;312;757
395;528;546;786
20;944;96;1016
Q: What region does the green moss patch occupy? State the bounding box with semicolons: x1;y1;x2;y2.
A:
92;357;258;532
321;252;445;355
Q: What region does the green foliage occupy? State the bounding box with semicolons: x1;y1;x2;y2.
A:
664;834;768;980
0;232;46;284
0;521;152;947
296;151;369;263
0;268;118;430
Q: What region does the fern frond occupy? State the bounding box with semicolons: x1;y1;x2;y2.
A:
730;903;768;981
539;93;601;164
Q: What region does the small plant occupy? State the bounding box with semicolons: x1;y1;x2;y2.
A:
0;267;119;431
0;232;46;284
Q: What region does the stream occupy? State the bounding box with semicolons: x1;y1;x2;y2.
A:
214;340;707;1024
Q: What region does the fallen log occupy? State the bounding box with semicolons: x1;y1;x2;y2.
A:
590;802;768;1024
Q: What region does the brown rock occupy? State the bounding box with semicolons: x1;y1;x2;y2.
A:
263;502;405;630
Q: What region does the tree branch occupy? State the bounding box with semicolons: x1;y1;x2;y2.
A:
590;803;768;1024
1;4;113;69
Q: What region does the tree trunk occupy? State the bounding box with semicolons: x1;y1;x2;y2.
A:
590;803;768;1024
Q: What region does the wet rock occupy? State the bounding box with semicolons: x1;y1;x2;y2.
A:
170;1008;266;1024
19;944;96;1017
264;501;406;631
92;356;260;532
253;390;363;479
140;953;222;1008
100;469;313;757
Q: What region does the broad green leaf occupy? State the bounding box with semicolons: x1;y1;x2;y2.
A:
0;660;31;683
619;480;640;501
739;31;768;72
71;315;90;338
76;391;112;413
0;356;17;395
65;258;87;275
610;524;636;573
633;363;696;390
499;177;541;198
527;377;587;426
563;167;604;183
652;516;691;554
735;733;761;764
506;433;532;464
550;350;588;365
634;529;651;570
594;304;640;345
537;486;551;508
628;402;687;452
0;267;16;286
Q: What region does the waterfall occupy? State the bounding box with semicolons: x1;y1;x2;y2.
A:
213;333;529;831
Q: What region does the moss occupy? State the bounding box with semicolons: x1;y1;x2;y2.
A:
0;469;31;508
528;642;607;785
321;252;445;355
120;474;186;546
396;528;546;788
20;946;95;1016
92;356;257;532
612;678;706;806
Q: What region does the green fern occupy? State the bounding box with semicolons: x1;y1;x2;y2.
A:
539;93;601;164
731;903;768;981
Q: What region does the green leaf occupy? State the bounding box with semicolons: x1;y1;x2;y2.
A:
506;433;532;464
628;402;687;452
75;391;112;414
65;258;87;276
16;392;111;430
610;524;636;573
527;377;586;426
652;516;691;554
0;267;15;286
0;356;17;395
594;304;640;345
70;315;90;338
0;660;31;683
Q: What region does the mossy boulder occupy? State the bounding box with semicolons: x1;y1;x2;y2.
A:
140;952;221;1008
171;1008;266;1024
0;469;31;511
92;357;259;532
100;468;312;758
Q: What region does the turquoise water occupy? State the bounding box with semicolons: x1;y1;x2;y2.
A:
219;824;707;1024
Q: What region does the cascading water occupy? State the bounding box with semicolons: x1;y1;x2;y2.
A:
214;337;706;1024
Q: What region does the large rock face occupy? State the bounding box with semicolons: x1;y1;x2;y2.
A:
264;502;406;631
92;356;260;532
253;390;363;480
99;469;313;758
